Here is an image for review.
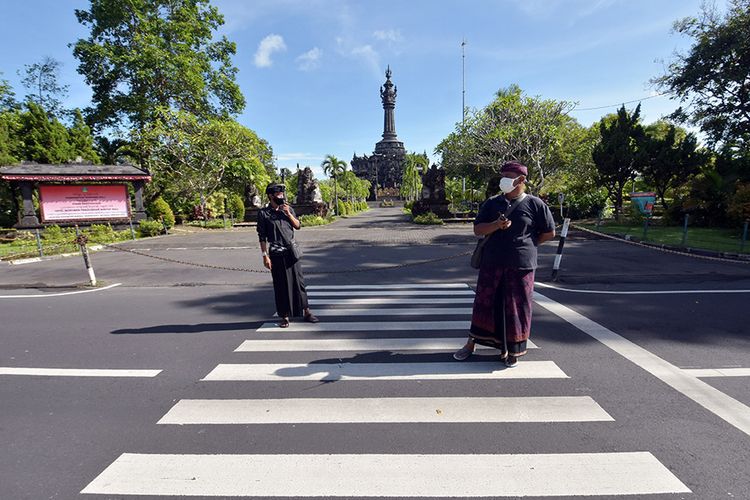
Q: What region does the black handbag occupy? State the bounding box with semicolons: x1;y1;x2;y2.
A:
270;216;302;261
470;194;527;269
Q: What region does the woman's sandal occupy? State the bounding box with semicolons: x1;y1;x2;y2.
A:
304;314;320;323
278;317;290;328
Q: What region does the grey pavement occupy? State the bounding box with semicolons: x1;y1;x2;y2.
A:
1;207;749;499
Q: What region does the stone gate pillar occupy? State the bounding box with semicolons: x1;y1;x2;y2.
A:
17;181;41;228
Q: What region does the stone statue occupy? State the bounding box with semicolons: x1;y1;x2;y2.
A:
245;183;262;208
420;164;446;201
292;166;328;217
411;164;451;219
296;167;323;204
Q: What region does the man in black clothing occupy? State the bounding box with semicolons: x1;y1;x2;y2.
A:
257;183;319;328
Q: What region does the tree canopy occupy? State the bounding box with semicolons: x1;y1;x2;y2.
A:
654;0;750;151
135;108;271;217
72;0;245;132
436;85;573;191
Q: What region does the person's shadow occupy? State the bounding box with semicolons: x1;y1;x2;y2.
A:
274;350;508;381
111;321;263;334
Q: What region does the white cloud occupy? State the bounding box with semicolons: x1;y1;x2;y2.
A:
254;34;287;68
350;44;381;78
296;47;322;71
373;29;403;42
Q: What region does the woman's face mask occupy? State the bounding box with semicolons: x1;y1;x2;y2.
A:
498;176;517;194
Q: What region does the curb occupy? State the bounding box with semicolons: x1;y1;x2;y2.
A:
572;224;750;265
7;245;105;266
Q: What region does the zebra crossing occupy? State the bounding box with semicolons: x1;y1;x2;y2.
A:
82;282;691;497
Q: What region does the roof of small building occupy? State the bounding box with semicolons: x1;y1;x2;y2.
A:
0;162;151;182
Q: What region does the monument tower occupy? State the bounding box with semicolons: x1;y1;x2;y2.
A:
352;66;407;200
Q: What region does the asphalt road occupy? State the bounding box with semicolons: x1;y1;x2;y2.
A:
1;207;749;499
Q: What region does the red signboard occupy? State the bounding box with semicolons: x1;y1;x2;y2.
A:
39;184;131;222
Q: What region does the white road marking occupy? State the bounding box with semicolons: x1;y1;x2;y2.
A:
0;283;122;299
535;281;750;295
307;283;471;290
534;291;750;438
201;361;568;381
299;307;472;316
158;396;612;424
235;337;538;352
682;368;750;378
166;247;188;250
81;452;690;497
309;290;475;296
202;246;252;250
309;297;475;305
258;320;469;332
0;367;161;378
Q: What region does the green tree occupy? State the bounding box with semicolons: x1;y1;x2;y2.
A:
0;73;17;112
17;102;72;164
0;110;21;165
592;105;647;220
543;120;608;218
95;136;128;164
68;109;101;163
642;121;704;210
400;152;428;201
136;108;269;220
72;0;245;132
654;0;750;150
321;154;347;214
19;56;69;118
436;84;573;191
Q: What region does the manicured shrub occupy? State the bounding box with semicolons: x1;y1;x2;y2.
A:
300;214;334;227
413;212;444;225
138;219;163;237
227;194;245;220
147;197;175;228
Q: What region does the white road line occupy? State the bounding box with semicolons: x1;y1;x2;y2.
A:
0;367;161;378
682;368;750;378
309;290;475;296
309;297;475;305
534;291;750;438
301;307;472;316
158;396;612;424
258;320;469;332
81;452;690;497
166;247;187;250
234;337;538;352
201;361;568;381
0;283;122;299
307;284;471;290
202;246;252;250
535;281;750;295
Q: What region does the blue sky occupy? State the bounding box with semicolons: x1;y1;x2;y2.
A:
0;0;709;177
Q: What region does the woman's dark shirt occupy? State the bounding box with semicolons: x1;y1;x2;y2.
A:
257;205;297;246
474;194;555;270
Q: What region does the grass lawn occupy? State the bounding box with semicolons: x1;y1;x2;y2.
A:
578;222;749;254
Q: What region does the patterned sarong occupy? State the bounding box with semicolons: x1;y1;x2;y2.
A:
469;265;535;356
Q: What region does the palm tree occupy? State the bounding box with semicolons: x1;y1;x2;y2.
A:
321;154;347;215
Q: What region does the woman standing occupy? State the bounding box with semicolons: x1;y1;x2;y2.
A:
454;162;555;366
257;182;319;328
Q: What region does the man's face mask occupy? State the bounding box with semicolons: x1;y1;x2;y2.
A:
498;176;517;194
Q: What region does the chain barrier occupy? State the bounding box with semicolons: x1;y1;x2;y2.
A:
107;243;473;275
572;224;750;265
